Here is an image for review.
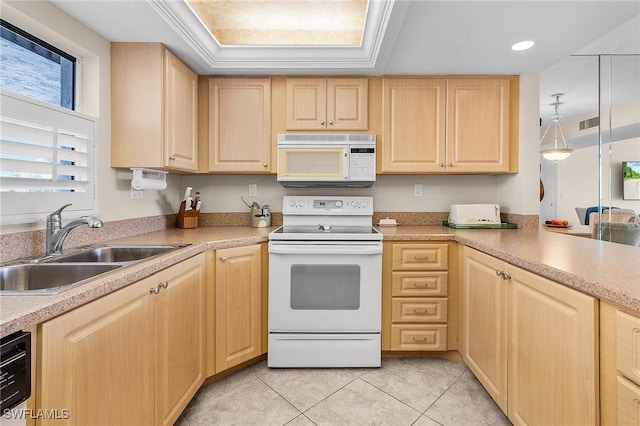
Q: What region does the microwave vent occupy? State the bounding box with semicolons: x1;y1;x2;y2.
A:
579;116;600;130
278;133;375;143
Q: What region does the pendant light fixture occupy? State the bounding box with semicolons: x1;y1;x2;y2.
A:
540;93;573;161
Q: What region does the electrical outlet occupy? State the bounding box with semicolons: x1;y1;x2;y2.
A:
414;183;423;197
248;184;257;197
131;189;143;199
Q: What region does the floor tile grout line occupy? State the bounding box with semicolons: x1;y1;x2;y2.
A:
356;376;425;420
255;373;306;422
419;369;470;417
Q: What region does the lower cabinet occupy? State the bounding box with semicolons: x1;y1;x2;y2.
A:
600;301;640;425
211;244;262;373
37;254;205;426
462;246;598;426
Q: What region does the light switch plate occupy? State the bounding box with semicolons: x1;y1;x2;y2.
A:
248;184;257;197
414;183;423;197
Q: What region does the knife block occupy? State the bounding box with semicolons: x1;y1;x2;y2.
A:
176;200;198;229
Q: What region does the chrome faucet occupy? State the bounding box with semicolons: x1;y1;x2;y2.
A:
45;204;104;255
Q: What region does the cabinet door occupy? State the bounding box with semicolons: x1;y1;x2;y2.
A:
163;48;198;171
286;78;327;130
156;254;205;426
446;78;510;173
381;78;446;173
462;247;508;412
215;245;262;372
326;78;368;130
205;78;272;172
38;278;156;426
508;266;597;426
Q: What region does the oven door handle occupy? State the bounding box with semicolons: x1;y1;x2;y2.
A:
269;245;382;256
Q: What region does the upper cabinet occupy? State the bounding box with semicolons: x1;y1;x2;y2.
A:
381;76;518;174
111;43;198;172
286;78;368;131
198;77;272;173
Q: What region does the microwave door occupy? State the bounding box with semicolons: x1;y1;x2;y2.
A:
278;146;348;182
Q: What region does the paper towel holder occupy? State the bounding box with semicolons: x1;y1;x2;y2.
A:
130;168;167;191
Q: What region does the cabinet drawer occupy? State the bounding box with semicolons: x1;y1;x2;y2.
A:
392;243;448;270
392;271;448;296
617;310;640;385
617;375;640;425
392;298;448;323
390;324;447;351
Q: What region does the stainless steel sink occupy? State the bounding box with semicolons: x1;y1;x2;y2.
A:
51;245;185;263
0;263;122;295
1;244;189;295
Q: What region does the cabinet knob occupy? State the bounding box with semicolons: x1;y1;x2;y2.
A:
220;256;227;262
150;286;161;295
169;155;176;161
496;269;502;276
160;281;169;289
501;272;511;280
439;163;445;167
320;120;325;125
263;162;268;167
448;162;453;167
328;120;334;125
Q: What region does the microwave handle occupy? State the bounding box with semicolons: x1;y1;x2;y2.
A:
343;147;350;180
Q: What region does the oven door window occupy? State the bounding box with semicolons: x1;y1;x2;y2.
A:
290;264;360;310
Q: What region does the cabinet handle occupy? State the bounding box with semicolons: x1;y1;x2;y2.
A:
320;120;325;125
413;283;428;288
328;120;334;125
220;256;227;262
150;286;161;295
448;162;453;167
439;163;445;168
501;272;511;280
160;281;169;289
169;155;176;161
414;255;428;260
263;162;268;167
413;309;429;314
413;337;428;342
496;269;503;277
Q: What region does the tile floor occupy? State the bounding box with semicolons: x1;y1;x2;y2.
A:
177;357;511;426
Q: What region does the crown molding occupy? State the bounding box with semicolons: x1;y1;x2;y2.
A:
146;0;401;69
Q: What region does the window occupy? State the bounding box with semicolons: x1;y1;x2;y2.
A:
0;19;76;110
1;90;97;225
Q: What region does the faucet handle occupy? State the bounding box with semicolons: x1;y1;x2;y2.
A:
47;203;72;222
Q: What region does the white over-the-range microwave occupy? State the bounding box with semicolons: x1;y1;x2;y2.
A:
276;133;376;188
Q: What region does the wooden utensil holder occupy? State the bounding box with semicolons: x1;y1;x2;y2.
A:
176;200;199;229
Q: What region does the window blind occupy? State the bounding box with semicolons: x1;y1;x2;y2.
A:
0;91;97;224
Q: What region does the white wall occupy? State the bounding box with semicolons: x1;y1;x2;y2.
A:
552;137;640;223
0;1;181;235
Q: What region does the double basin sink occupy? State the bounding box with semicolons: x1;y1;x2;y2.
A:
0;244;188;295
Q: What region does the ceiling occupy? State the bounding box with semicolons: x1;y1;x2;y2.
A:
50;0;640;125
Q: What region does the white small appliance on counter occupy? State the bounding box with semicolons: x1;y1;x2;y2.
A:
449;204;501;225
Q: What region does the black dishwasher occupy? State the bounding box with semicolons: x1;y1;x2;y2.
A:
0;331;31;411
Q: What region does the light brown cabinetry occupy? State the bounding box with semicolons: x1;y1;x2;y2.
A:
213;244;262;373
381;77;517;174
37;254;205;426
600;301;640;425
198;78;272;173
383;242;450;351
111;43;198;172
285;78;368;130
462;246;598;425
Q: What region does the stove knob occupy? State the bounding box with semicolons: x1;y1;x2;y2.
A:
352;200;360;208
361;200;368;208
335;200;343;208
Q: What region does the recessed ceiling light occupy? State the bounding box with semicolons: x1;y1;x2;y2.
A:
511;40;535;51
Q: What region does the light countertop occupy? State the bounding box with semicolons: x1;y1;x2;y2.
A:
1;225;638;336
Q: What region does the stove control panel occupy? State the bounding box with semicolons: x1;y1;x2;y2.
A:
283;196;373;214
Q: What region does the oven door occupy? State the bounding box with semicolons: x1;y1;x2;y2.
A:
268;241;382;333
